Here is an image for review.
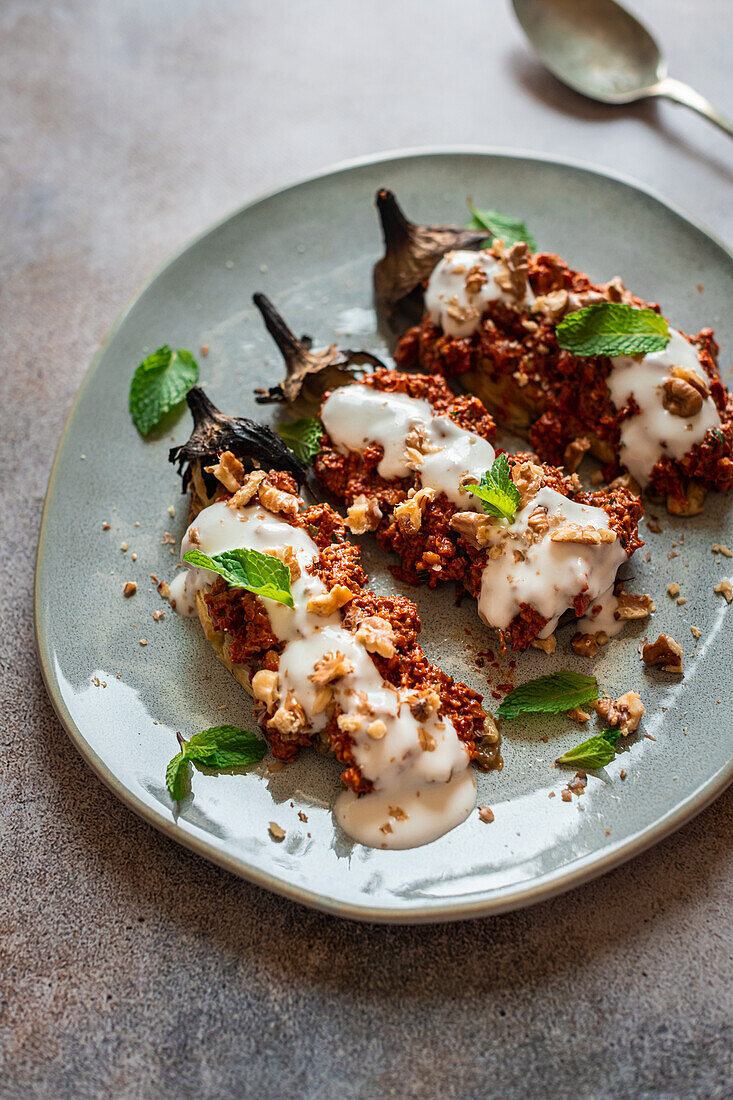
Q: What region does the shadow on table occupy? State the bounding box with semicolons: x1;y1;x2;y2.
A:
506;47;733;187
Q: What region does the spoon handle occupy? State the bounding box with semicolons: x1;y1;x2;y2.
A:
653;76;733;139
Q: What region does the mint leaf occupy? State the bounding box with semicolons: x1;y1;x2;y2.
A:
556;304;669;357
166;751;191;801
166;726;267;802
556;728;621;769
496;671;598;719
467;200;537;252
186;725;268;770
183;547;294;607
464;454;521;519
129;346;199;435
278;418;323;464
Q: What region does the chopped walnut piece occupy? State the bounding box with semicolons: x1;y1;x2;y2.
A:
595;691;645;735
667;583;680;597
511;460;543;509
389;806;408;821
257;478;300;518
531;288;569;322
227;469;268;509
309;651;354;686
691;625;701;639
152;609;165;622
354;615;397;658
526;507;550;540
551;523;616;545
642;634;684;674
450;511;493;549
311;686;332;715
393;486;435;533
157;580;171;601
712;543;733;558
567;707;590;723
494;242;530;299
478;805;495;823
346;494;382;535
571;633;600;657
123;581;137;598
563;437;591;473
268;692;306;735
407;689;441;721
417;726;436;752
446;296;480;327
307;584;354;616
670;364;709;398
615;589;655;620
252;669;279;709
714;579;733;603
531;634;557;654
662;377;704;417
337;712;363;734
465;263;488;294
268;822;286;842
367;720;388;740
265;545;301;582
205;450;244;493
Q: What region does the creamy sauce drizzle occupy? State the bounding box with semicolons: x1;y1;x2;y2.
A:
321;386;628;639
321;385;495;509
591;325;720;488
171;500;474;849
476;488;626;637
425;248;534;337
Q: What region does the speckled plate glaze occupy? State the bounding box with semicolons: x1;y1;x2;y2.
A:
35;149;733;923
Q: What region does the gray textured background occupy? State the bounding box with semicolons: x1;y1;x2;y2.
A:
2;1;732;1097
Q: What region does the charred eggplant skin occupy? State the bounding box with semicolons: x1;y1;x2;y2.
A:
252;293;385;405
169;386;305;491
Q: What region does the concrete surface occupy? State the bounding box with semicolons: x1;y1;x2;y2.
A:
2;1;732;1096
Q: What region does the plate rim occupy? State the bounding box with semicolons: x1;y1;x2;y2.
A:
34;144;733;924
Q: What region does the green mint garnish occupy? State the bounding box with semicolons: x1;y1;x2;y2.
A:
166;726;267;802
467;200;537;252
556;728;621;770
278;417;324;464
496;671;599;719
464;454;521;520
556;303;670;358
183;547;294;607
129;345;199;435
712;427;725;444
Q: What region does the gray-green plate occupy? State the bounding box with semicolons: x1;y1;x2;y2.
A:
35;149;733;923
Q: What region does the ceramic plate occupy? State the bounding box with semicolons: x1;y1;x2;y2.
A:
35;149;733;922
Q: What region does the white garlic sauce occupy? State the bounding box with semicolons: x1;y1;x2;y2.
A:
477;488;626;638
425;248;535;337
321;385;495;510
170;499;474;849
606;328;721;487
321;386;628;638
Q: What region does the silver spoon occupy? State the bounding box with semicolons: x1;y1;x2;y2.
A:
513;0;733;138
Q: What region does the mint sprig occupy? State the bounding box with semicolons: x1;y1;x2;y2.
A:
464;454;521;520
496;671;599;719
183;547;294;607
467;200;537;252
129;345;199;435
556;728;621;769
278;418;324;464
166;726;267;801
556;303;669;358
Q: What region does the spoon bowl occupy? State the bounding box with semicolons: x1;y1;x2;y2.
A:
513;0;733;136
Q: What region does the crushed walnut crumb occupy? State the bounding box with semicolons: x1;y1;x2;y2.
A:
714;579;733;603
667;583;680;597
478;806;495;823
307;584;354;616
268;822;286;842
712;543;733;558
123;581;137;598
